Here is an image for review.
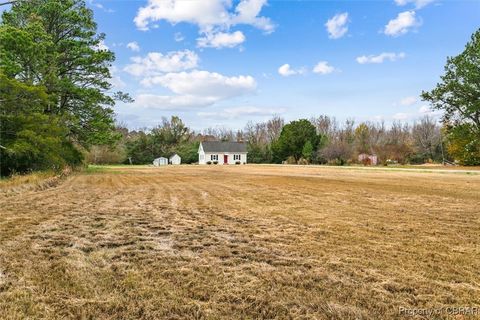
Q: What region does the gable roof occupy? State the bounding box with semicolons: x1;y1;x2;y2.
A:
169;153;180;160
201;141;247;153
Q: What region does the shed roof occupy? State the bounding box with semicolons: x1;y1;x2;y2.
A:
201;141;247;153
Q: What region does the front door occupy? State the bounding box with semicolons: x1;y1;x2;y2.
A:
224;155;228;164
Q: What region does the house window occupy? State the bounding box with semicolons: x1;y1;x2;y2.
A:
234;154;241;161
211;154;218;161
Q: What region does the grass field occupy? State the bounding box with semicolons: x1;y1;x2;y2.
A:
1;165;479;319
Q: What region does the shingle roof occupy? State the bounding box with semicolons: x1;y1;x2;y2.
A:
201;141;247;153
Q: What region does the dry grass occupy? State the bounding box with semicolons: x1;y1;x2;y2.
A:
0;165;479;319
0;171;56;190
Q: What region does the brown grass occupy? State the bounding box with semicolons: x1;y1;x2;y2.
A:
0;165;479;319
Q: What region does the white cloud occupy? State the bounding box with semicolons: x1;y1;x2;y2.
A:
109;66;126;89
374;105;442;123
277;64;306;77
127;41;141;52
124;50;199;76
134;0;228;31
325;12;349;39
174;32;185;42
197;31;246;48
130;71;257;111
419;105;442;117
356;52;406;64
88;0;115;13
373;106;442;123
384;11;420;36
399;96;417;106
198;106;286;119
419;105;430;113
394;0;435;9
278;64;295;77
312;61;335;75
231;0;275;33
133;0;274;48
141;70;256;100
132;94;217;110
278;61;334;77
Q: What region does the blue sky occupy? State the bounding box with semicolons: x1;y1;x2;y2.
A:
6;0;480;130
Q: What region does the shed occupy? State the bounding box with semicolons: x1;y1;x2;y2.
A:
169;154;181;165
358;153;378;165
153;157;168;166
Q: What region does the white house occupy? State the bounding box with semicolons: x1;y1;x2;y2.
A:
169;153;181;165
198;141;247;165
153;157;168;166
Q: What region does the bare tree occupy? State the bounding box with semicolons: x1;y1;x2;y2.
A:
412;116;441;161
310;115;338;140
266;116;284;142
202;127;236;141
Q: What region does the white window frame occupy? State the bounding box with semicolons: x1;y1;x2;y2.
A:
234;154;241;161
211;154;218;161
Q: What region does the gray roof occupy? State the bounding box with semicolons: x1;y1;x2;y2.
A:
201;141;247;153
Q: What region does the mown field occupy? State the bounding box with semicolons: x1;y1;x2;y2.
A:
0;165;479;319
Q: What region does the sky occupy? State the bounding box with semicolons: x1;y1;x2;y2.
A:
4;0;480;130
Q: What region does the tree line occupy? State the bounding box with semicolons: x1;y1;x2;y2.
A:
92;115;445;166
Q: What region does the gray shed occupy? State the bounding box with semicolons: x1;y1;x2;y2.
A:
153;157;168;166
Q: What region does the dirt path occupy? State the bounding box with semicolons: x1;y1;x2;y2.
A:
0;165;479;319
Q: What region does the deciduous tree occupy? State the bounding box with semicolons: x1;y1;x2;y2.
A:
422;28;480;164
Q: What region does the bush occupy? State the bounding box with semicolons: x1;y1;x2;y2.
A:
235;161;241;165
328;158;346;166
206;161;212;165
297;158;309;165
285;156;297;164
213;161;218;165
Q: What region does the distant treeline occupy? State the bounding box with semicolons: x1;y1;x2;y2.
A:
88;115;447;166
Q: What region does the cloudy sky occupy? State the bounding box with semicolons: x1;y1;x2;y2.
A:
9;0;480;129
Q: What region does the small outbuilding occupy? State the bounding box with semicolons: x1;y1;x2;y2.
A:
153;157;168;166
169;154;181;165
358;153;378;165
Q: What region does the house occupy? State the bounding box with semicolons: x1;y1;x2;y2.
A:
153;157;168;166
198;141;247;165
358;153;378;165
169;153;181;165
